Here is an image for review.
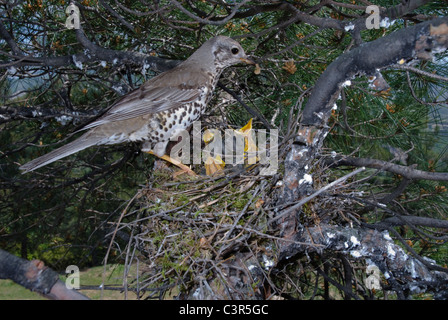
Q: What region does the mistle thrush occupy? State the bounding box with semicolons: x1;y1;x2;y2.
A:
20;36;254;173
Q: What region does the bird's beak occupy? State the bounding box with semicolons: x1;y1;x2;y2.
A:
240;57;256;65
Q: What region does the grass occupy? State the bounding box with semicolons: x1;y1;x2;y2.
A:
0;264;142;300
0;279;45;300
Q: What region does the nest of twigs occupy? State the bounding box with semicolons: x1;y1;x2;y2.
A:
105;146;367;299
119;161;279;297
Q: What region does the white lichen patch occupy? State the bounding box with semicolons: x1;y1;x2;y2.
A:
344;24;355;31
299;173;313;185
350;236;361;246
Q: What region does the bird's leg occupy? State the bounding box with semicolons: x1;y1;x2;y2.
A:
146;151;197;176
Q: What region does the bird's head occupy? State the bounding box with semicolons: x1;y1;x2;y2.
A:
212;36;255;69
195;36;255;70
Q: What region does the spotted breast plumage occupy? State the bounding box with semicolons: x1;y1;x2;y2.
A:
20;36;254;173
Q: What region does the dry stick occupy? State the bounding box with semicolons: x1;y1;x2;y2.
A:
393;64;448;82
169;0;249;26
270;167;366;224
101;191;140;299
122;209;144;299
216;182;265;253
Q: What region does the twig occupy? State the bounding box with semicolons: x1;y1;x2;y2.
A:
101;191;140;299
168;0;249;26
270;167;365;224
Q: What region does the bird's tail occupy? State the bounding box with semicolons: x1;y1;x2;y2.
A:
20;133;100;174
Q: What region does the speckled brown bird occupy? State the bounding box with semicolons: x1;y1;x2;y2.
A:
20;36;254;173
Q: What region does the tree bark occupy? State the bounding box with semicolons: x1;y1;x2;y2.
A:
277;16;448;249
269;17;448;298
282;224;448;297
0;249;89;300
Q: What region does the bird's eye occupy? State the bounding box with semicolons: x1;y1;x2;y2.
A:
231;47;239;55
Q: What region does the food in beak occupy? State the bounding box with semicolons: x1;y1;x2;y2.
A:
240;57;256;65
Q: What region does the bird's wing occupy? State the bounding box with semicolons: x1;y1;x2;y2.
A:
82;66;210;130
